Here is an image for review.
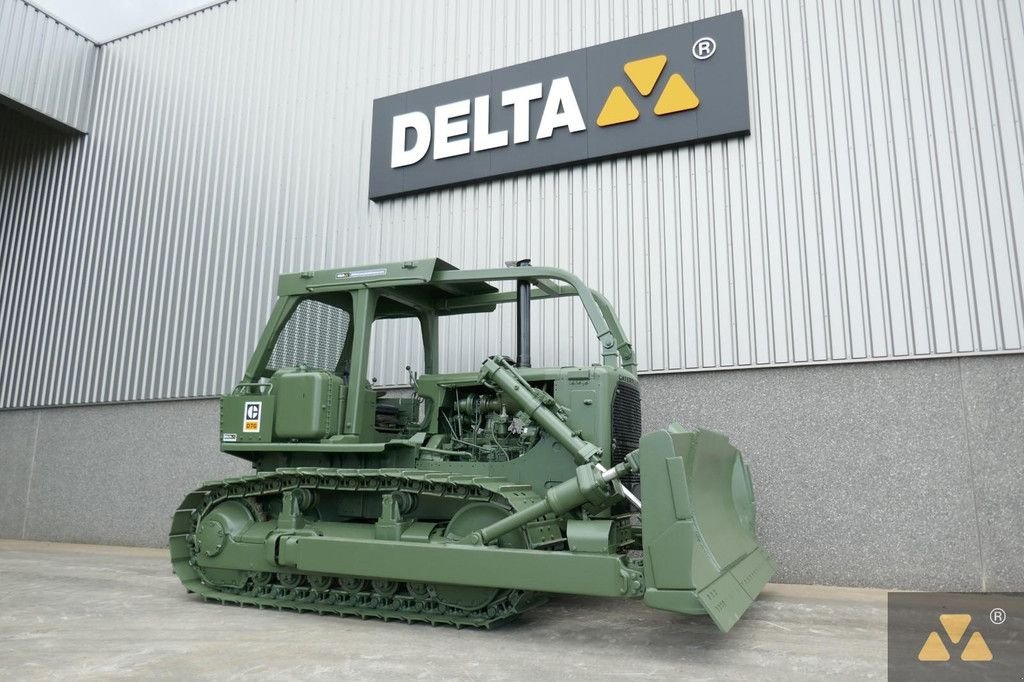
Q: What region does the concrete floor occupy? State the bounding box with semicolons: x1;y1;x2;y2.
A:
0;539;887;680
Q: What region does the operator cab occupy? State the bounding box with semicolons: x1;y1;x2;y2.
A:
221;259;638;464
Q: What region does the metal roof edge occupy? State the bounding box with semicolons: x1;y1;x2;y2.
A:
17;0;236;46
16;0;98;43
94;0;234;45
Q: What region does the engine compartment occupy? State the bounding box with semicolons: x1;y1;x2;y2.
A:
432;384;545;462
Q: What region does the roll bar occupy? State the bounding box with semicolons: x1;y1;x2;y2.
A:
241;265;639;383
432;266;637;374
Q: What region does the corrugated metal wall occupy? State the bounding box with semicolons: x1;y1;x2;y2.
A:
0;0;97;132
2;0;1023;408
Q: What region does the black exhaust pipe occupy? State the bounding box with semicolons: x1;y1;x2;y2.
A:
514;258;531;367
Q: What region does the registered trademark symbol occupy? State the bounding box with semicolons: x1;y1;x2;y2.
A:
692;36;717;60
990;607;1006;625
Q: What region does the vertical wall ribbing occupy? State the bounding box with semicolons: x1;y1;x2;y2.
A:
0;0;96;132
1;0;1023;408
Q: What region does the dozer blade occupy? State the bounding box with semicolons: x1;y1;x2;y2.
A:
638;425;774;632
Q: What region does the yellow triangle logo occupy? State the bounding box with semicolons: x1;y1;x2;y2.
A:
623;55;667;96
917;631;950;661
596;86;640;127
939;614;971;644
961;631;993;661
654;73;700;115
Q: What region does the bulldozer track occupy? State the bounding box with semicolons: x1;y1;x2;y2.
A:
169;468;561;628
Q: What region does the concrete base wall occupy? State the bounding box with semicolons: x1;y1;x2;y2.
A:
643;355;1023;592
2;356;1021;591
0;400;249;548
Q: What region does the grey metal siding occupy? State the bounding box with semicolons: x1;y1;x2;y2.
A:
0;0;97;132
1;0;1023;408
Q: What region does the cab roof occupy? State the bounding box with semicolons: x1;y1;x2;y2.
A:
277;258;500;299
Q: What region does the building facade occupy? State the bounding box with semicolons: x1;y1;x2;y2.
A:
1;0;1022;591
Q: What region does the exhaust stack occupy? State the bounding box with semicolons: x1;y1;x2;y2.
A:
513;258;531;367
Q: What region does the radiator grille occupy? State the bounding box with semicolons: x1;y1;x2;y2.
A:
611;379;641;490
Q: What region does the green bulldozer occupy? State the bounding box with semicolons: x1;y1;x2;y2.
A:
170;259;773;631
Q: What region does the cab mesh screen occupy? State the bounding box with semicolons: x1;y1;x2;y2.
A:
267;299;350;372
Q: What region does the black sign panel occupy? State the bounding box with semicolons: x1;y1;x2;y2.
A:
369;11;749;200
